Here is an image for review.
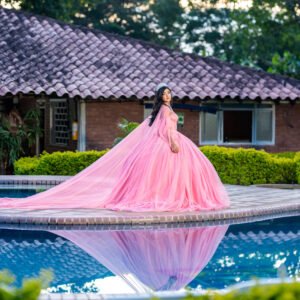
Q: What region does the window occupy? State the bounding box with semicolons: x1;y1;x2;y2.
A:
144;101;153;119
201;110;218;143
255;109;273;143
50;99;70;145
223;110;252;143
200;103;275;145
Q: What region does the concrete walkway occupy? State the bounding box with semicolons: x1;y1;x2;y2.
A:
0;175;299;227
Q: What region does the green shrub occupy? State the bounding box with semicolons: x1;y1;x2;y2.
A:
268;156;297;184
270;151;297;159
200;146;297;185
113;118;139;146
13;149;109;176
0;269;53;300
199;146;236;184
13;146;300;185
295;152;300;184
13;156;40;175
178;280;300;299
34;150;109;175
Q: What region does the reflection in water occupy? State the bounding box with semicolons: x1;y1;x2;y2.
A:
0;216;299;294
49;225;228;293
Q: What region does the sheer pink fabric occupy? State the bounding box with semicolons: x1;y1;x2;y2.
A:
0;105;230;211
50;225;229;291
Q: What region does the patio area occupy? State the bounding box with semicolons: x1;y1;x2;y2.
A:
0;175;299;227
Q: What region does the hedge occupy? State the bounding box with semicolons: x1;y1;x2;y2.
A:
270;151;297;159
14;146;300;185
181;280;300;300
199;146;297;185
14;150;109;176
13;156;40;175
1;268;299;300
295;152;300;184
0;269;53;300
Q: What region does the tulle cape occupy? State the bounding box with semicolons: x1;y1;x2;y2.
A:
50;224;229;292
0;105;230;211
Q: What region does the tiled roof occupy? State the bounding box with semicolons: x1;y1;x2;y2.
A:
1;6;300;102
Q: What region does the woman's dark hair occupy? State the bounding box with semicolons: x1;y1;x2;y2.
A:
148;86;172;126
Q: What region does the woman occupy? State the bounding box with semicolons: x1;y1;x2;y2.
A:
50;224;229;292
0;83;230;211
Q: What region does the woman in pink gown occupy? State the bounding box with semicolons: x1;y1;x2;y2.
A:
50;224;229;292
0;83;230;211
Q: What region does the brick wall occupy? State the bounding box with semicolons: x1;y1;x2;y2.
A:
18;95;36;115
176;100;200;145
264;103;300;152
41;99;299;153
86;101;143;150
85;100;200;150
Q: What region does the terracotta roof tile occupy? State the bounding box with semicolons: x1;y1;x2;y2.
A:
1;6;300;102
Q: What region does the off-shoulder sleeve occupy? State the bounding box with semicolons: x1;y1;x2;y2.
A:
161;106;179;149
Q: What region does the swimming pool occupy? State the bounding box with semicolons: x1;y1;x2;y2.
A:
0;215;298;295
0;188;39;197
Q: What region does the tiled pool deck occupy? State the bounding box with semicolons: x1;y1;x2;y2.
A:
0;175;299;227
0;175;299;300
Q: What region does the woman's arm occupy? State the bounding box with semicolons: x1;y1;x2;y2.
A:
162;107;179;153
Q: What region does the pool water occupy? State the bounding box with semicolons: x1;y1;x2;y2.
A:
0;215;299;294
0;188;38;197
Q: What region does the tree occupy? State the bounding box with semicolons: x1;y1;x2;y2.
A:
183;0;300;77
0;107;43;174
1;0;185;48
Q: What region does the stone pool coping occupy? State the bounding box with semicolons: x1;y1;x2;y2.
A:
0;175;299;226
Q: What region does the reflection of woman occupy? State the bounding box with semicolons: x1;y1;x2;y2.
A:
0;83;230;212
50;225;229;292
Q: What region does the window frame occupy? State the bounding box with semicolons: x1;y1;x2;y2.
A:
49;98;70;146
199;101;275;146
144;100;154;119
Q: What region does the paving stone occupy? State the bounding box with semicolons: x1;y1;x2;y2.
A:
0;175;299;226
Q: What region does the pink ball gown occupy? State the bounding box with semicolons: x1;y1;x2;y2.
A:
0;104;230;211
49;224;229;292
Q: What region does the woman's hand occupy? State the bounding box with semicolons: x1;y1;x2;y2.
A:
171;142;179;153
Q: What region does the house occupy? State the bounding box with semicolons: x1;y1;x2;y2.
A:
0;6;300;155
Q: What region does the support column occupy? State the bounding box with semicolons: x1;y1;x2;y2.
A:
78;99;86;151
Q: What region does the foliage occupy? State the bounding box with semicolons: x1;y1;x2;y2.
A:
200;146;297;185
295;152;300;184
0;114;27;170
13;156;40;175
179;280;300;299
0;268;53;300
35;150;109;175
0;107;43;174
270;151;297;159
2;0;300;78
22;107;44;150
14;146;300;185
182;0;300;79
112;117;139;146
1;0;185;49
268;51;300;78
14;150;109;176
